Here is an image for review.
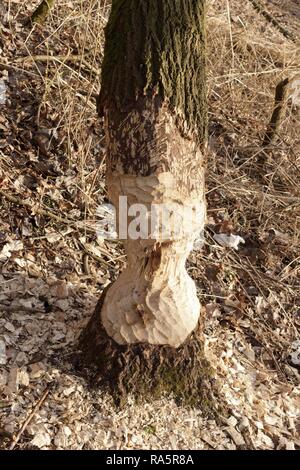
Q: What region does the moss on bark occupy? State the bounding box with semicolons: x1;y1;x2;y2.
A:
98;0;208;145
78;287;216;412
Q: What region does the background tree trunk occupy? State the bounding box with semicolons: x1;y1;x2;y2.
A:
79;0;213;407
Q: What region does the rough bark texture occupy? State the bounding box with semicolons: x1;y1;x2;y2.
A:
79;286;215;411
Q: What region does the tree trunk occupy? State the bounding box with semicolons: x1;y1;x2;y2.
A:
79;0;213;407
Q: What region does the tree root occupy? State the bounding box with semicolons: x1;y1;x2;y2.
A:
77;286;217;414
248;0;297;44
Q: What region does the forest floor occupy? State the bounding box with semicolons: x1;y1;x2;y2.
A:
0;0;299;450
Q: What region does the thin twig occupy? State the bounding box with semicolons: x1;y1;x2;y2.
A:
78;240;122;269
10;383;54;450
0;188;120;242
263;77;291;147
31;0;56;25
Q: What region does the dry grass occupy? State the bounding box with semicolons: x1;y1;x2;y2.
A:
1;0;109;222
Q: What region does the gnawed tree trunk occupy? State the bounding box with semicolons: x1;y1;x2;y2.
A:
79;0;213;407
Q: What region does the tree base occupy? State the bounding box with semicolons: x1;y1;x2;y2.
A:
77;287;216;413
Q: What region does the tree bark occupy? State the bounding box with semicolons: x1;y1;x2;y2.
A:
79;0;212;406
79;286;214;409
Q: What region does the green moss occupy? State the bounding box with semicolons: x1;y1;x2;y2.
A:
99;0;208;145
144;425;157;435
31;0;56;25
152;353;214;411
